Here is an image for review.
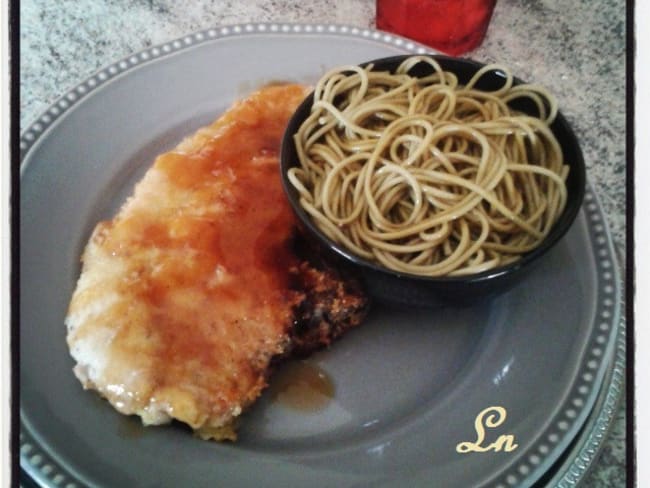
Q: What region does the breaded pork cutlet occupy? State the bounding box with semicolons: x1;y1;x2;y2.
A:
65;84;368;441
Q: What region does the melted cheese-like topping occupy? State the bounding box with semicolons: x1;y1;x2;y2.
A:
66;85;309;438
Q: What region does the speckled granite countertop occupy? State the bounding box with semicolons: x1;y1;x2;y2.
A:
20;0;627;486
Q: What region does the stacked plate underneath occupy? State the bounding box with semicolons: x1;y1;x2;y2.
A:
20;24;625;488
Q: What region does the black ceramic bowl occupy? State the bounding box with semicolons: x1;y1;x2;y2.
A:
280;54;586;307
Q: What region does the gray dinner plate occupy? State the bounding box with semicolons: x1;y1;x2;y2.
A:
20;24;623;488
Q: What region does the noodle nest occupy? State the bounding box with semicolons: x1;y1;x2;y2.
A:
288;56;569;277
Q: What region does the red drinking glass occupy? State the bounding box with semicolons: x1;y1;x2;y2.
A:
376;0;497;56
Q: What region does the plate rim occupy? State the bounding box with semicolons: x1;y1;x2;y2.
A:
19;21;625;488
544;242;626;487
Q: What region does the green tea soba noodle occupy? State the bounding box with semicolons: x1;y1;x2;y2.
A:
288;56;569;277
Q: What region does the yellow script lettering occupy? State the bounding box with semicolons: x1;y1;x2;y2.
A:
456;406;519;453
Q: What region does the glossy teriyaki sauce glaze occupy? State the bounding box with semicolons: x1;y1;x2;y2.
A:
66;85;311;434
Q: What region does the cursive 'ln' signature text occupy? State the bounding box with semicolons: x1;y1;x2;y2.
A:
456;406;518;453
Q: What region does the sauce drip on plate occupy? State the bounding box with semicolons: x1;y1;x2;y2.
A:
269;360;335;411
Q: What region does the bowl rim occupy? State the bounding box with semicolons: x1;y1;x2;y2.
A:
280;53;586;285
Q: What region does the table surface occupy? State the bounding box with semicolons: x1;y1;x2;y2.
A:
19;0;627;486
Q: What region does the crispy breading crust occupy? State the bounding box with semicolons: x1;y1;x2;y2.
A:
66;84;369;442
